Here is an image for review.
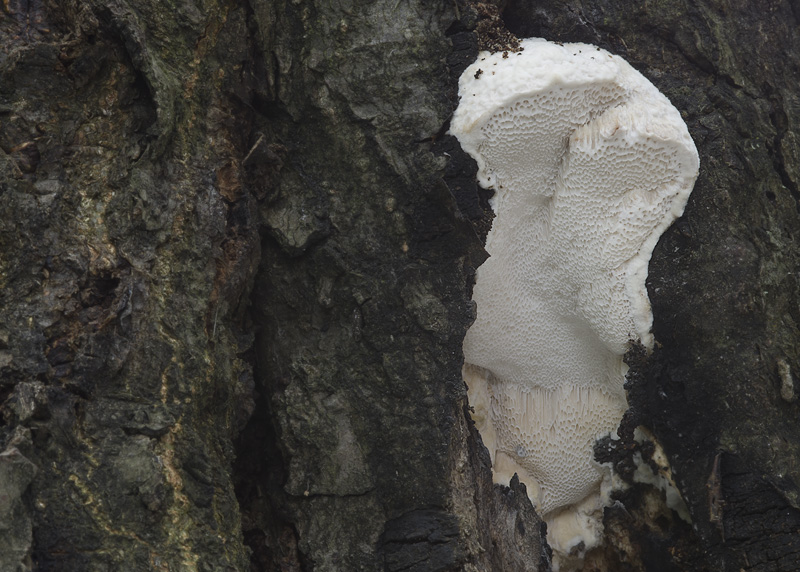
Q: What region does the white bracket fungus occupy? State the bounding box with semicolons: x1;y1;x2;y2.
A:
452;38;698;568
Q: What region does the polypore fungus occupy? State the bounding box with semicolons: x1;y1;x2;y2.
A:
452;38;698;567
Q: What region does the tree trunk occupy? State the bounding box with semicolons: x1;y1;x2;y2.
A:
1;1;798;571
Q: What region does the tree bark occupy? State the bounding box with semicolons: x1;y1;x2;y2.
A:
1;1;799;571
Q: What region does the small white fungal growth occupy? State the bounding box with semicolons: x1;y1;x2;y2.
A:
453;38;698;567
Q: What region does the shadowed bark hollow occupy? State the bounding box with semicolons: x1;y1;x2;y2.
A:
0;1;798;571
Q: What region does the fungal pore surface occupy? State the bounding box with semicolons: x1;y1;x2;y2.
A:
452;38;698;568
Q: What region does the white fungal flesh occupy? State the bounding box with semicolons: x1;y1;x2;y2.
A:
453;38;699;567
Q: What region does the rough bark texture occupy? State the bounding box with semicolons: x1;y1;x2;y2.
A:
1;0;260;569
240;2;547;571
1;0;799;571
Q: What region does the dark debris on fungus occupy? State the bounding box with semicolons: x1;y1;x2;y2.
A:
472;3;522;54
